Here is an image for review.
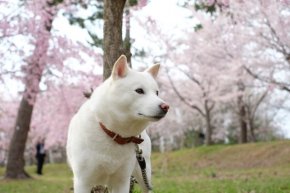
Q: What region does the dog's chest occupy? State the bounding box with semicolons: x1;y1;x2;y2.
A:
82;129;135;171
72;104;138;174
88;143;136;175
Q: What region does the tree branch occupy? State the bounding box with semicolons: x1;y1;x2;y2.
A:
251;90;268;119
166;68;206;117
243;65;290;93
260;8;290;66
177;66;201;86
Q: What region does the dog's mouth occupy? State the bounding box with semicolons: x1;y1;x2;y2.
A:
138;113;165;121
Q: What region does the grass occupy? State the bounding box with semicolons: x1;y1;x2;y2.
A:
0;164;73;193
1;140;290;193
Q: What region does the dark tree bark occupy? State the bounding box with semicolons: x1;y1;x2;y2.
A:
5;97;33;179
103;0;127;80
5;61;45;179
246;90;268;142
204;101;213;145
248;117;256;142
237;81;247;143
238;95;247;143
123;2;132;66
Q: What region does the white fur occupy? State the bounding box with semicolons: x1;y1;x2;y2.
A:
66;55;168;193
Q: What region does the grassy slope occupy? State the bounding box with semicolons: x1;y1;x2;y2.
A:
1;140;290;193
151;140;290;193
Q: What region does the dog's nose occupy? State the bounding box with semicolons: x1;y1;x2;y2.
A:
159;103;169;113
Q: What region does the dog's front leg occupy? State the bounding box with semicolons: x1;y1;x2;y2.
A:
73;177;94;193
110;177;131;193
109;168;133;193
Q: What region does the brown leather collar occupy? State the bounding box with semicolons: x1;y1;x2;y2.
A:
99;122;144;145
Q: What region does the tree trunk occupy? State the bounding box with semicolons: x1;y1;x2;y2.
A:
93;0;127;192
5;63;44;179
236;77;248;144
5;1;54;179
103;0;126;80
5;96;33;179
248;117;257;142
204;101;213;145
237;95;247;143
123;2;132;66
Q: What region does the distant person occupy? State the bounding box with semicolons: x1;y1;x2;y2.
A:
35;139;46;175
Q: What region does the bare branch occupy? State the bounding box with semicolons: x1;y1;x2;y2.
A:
176;66;201;86
165;68;206;117
251;90;268;119
0;70;21;75
260;9;290;65
243;65;290;93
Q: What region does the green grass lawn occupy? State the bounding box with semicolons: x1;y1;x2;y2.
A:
0;164;73;193
1;140;290;193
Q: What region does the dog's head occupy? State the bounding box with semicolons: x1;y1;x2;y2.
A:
107;55;169;122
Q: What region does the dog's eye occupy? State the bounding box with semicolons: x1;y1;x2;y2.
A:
135;88;145;94
156;91;159;96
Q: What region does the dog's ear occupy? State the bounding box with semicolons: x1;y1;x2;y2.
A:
112;55;129;79
146;64;160;79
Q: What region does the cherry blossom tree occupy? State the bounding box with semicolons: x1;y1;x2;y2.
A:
202;0;290;142
0;0;101;179
165;11;245;145
199;0;290;93
4;0;57;179
131;0;288;146
0;0;149;181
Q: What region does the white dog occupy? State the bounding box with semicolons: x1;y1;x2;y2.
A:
66;55;169;193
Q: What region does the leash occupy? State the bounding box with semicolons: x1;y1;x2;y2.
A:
129;176;137;193
135;144;153;191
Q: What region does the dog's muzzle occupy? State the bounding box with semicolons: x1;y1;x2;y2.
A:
156;102;169;118
138;103;169;120
159;103;169;114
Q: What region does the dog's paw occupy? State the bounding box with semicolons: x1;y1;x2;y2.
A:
91;185;108;193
